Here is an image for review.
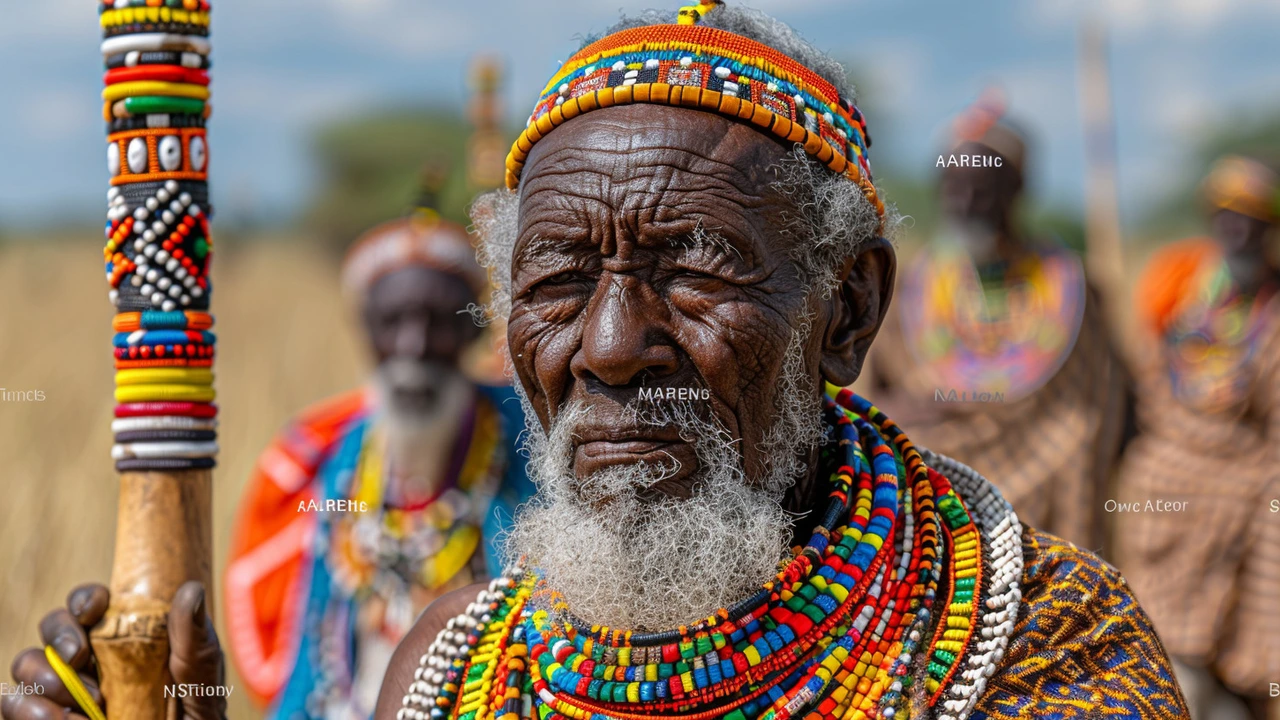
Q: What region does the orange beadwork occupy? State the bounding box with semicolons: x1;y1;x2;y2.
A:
505;23;885;230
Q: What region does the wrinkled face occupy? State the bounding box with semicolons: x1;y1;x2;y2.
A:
363;265;479;416
508;104;891;497
502;104;893;629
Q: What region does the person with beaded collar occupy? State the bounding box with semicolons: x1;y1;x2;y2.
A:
1113;156;1280;720
863;92;1130;554
4;3;1187;720
216;201;533;719
376;6;1185;717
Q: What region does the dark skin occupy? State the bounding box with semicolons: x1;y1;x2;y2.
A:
938;140;1024;266
1211;208;1277;295
375;105;896;718
8;106;895;720
363;264;482;411
3;267;480;720
1;582;223;720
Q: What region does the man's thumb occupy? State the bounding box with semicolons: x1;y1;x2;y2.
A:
167;581;224;696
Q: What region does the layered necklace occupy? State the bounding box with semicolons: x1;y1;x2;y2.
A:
901;245;1085;402
1165;260;1276;413
400;390;1022;720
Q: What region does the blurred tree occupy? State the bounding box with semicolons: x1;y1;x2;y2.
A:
303;110;478;253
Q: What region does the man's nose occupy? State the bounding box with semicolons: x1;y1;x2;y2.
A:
572;273;679;387
393;318;430;359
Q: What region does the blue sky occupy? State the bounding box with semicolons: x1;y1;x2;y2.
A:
1;0;1278;229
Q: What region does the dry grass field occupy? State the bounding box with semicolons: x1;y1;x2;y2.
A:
0;235;367;719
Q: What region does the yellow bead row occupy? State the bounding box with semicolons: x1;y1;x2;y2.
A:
101;8;211;27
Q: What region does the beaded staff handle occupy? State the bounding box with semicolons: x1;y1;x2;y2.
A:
92;2;217;718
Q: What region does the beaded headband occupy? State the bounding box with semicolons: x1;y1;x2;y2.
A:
341;214;487;298
505;1;885;223
1203;155;1279;224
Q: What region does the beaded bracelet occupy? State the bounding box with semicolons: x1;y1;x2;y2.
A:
115;358;214;370
111;415;217;432
114;401;217;418
105;66;209;86
112;330;215;348
111;96;207;118
112;440;219;459
101;33;210;56
105;50;210;70
114;345;215;359
100;0;212;11
112;310;213;331
115;457;215;472
115;367;214;385
114;384;215;403
114;429;217;443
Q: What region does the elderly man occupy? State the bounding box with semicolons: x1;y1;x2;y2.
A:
1115;156;1280;720
218;208;532;719
4;4;1187;720
866;95;1128;553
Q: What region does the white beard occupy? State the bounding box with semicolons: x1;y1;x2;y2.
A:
372;360;473;497
504;330;824;631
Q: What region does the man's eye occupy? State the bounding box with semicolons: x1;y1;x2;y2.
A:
531;272;594;298
660;269;731;293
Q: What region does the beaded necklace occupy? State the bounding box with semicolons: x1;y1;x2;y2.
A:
1165;260;1277;413
900;245;1085;402
400;391;1023;720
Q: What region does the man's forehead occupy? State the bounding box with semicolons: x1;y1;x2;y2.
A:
512;105;793;262
520;105;788;196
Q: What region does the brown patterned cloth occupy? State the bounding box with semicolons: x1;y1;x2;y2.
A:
865;278;1129;554
971;528;1190;719
1113;265;1280;697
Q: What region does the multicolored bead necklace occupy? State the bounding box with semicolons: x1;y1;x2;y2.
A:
1165;259;1277;412
399;391;1024;720
900;245;1085;402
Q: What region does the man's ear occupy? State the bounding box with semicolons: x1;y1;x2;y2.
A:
819;237;896;386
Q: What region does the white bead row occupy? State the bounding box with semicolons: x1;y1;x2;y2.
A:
399;568;523;719
922;450;1024;720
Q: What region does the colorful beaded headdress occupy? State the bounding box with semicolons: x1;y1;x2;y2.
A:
951;88;1025;172
504;0;885;224
342;215;487;298
1202;155;1279;224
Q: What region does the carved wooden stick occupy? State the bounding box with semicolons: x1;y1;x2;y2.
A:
92;2;217;717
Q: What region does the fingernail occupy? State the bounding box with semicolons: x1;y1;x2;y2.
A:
191;587;206;622
54;631;79;663
69;591;88;618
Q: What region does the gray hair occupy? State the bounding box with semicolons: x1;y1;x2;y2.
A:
470;6;893;321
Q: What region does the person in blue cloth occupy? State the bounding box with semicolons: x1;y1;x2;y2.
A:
221;205;532;719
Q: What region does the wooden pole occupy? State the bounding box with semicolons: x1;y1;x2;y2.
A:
1078;18;1129;352
91;3;217;717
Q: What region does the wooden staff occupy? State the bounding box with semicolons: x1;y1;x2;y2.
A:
1077;18;1128;353
91;3;217;717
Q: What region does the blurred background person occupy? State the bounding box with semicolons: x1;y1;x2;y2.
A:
222;183;533;718
866;92;1129;553
1113;155;1280;720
